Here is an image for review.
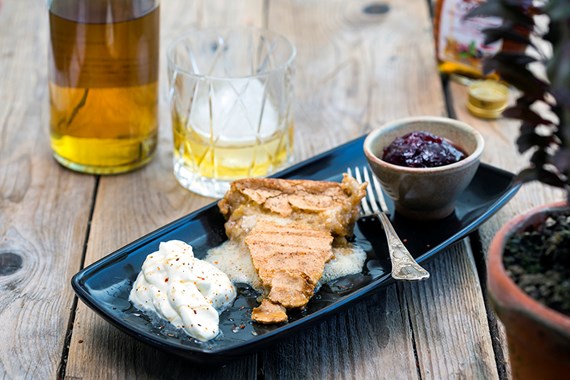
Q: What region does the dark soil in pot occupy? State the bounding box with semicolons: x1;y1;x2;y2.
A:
503;209;570;316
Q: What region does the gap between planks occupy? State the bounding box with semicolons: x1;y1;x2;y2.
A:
468;230;509;380
57;176;100;380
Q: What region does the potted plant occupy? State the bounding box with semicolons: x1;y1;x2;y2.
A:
469;1;570;379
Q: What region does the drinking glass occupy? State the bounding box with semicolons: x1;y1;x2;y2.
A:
167;27;296;198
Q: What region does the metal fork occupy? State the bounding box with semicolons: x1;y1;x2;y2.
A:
348;166;430;281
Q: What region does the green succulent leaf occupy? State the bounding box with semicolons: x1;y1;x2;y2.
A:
503;104;552;125
520;120;541;135
530;149;550;167
482;24;533;47
516;168;539;184
467;0;534;28
544;19;560;45
490;51;538;67
545;0;570;22
553;147;570;173
548;41;570;108
538;169;565;187
477;0;570;197
484;57;548;98
538;169;566;187
518;167;566;188
516;133;555;153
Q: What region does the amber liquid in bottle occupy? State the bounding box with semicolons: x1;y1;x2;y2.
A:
48;1;159;174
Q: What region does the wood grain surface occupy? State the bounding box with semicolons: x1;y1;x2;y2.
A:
0;0;561;379
0;1;95;378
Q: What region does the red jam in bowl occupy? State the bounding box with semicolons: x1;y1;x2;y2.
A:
382;131;466;168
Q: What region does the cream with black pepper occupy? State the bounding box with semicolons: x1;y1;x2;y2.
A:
129;240;237;342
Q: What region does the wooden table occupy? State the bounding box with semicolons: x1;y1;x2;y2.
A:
0;0;564;378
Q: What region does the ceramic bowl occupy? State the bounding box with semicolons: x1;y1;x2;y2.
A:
363;116;485;220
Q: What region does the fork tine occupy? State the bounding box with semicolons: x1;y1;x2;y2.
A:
362;167;381;214
351;167;373;215
368;167;389;213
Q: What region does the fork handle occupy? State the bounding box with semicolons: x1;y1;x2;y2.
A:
377;213;430;281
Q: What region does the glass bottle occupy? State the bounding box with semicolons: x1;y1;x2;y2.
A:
48;0;160;174
434;0;502;78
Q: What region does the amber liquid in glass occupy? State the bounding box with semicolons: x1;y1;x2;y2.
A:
172;115;294;181
49;3;159;174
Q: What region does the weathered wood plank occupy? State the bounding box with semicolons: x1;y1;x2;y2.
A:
262;289;418;380
64;1;264;378
268;0;448;163
0;0;95;378
405;241;499;379
68;303;257;380
263;0;500;378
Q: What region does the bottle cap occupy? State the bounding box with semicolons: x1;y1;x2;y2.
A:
467;80;509;119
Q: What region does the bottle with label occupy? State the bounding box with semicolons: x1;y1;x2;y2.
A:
434;0;502;78
48;0;160;174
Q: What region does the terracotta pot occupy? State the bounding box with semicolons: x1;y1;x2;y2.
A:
488;201;570;380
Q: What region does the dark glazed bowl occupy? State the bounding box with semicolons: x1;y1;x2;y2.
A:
364;116;485;220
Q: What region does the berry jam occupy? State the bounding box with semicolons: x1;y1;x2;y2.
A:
382;131;466;168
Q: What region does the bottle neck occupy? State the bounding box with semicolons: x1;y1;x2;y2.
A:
49;0;159;23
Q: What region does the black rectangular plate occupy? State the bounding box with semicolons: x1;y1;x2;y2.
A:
71;135;520;364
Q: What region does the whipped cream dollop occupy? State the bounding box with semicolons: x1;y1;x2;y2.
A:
129;240;237;342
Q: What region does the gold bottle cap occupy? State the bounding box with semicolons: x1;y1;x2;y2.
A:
467;80;509;119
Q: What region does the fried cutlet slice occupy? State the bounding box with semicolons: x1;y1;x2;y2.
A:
245;220;333;322
251;299;287;324
218;174;366;243
218;175;366;324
